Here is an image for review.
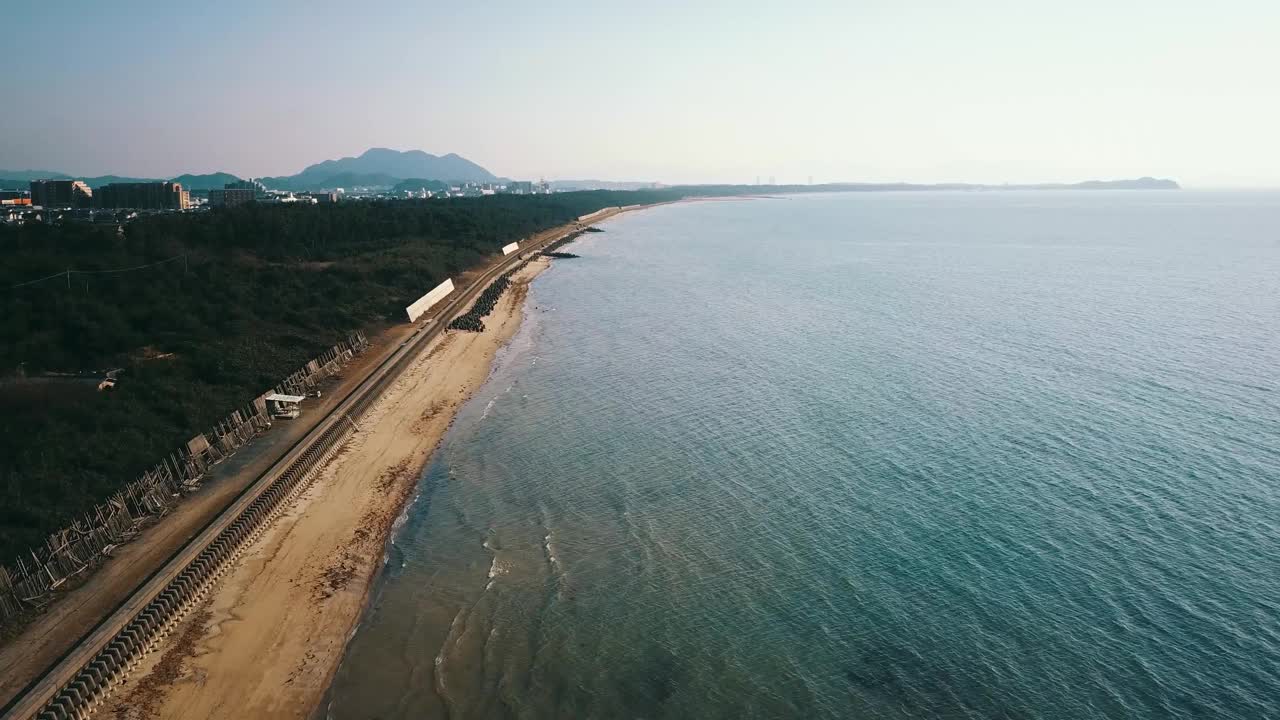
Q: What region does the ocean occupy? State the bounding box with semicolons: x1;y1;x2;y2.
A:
326;191;1280;719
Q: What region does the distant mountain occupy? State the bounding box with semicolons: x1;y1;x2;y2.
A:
1;149;497;194
0;171;159;188
0;169;73;183
84;175;161;187
259;171;406;192
391;178;451;193
1063;177;1179;190
171;172;241;191
290;148;496;186
4;160;1178;197
0;170;168;188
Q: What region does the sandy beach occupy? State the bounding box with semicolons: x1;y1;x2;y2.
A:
98;257;551;720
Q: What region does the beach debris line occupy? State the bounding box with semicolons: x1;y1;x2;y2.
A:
448;261;529;333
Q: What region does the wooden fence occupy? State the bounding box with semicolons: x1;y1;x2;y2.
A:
0;331;369;624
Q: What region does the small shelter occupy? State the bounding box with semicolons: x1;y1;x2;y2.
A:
264;392;306;419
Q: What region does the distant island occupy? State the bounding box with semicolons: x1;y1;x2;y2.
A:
675;177;1180;193
550;178;1182;192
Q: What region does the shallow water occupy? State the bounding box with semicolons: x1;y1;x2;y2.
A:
327;191;1280;719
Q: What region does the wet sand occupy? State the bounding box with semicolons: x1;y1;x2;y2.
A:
100;258;551;720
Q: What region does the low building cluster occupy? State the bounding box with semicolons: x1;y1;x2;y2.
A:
396;180;550;200
1;205;140;228
1;175;556;225
0;190;31;206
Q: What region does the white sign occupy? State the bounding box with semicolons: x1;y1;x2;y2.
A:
405;278;455;322
502;241;519;256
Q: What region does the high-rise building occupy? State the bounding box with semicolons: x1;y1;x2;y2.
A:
95;182;189;210
224;178;267;194
29;179;93;208
208;188;255;208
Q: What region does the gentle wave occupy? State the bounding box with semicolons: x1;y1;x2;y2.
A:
328;191;1280;720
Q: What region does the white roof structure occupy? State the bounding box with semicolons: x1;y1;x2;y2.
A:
264;393;306;403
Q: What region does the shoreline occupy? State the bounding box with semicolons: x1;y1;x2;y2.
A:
99;256;553;719
90;205;647;719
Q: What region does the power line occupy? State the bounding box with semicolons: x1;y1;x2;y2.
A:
7;270;72;290
8;254;188;290
74;255;185;275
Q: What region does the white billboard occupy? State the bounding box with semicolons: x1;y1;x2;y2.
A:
405;278;455;322
502;241;519;256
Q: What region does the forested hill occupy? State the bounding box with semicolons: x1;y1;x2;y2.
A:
0;190;675;562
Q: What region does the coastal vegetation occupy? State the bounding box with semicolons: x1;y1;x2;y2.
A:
0;190;673;563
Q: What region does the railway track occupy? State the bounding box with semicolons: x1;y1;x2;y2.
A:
0;220;593;720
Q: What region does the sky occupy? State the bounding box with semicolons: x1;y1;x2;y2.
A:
4;0;1279;187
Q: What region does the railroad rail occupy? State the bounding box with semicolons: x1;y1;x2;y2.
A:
0;222;588;720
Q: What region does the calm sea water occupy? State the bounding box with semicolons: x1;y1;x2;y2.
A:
327;191;1280;719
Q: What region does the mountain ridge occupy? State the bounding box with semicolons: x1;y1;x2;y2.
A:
0;171;241;191
0;148;499;192
273;148;497;189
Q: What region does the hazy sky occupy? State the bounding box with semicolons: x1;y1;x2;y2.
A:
5;0;1278;186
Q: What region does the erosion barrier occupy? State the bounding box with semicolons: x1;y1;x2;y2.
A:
541;226;598;255
447;262;527;333
0;331;368;628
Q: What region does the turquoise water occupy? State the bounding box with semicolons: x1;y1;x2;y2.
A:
327;192;1280;719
